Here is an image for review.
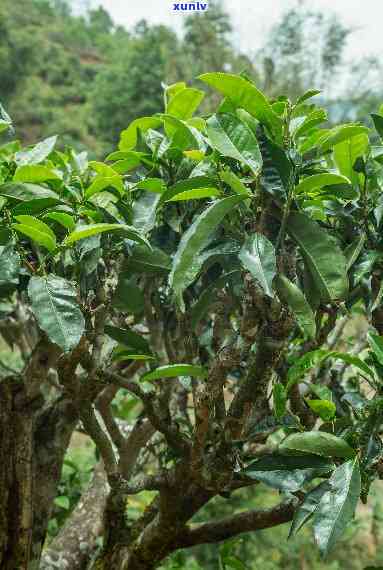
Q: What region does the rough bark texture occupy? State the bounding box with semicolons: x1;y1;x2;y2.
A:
41;463;109;570
0;377;77;569
0;379;36;569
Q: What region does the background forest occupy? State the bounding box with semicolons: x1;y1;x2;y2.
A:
1;1;383;568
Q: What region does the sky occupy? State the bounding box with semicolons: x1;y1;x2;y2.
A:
86;0;383;61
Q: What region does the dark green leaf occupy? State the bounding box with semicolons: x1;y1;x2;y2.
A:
273;383;287;418
128;245;171;274
112;274;144;314
169;195;248;309
28;275;85;352
243;456;333;492
274;274;316;339
313;459;360;555
280;432;355;459
0;182;62;203
105;325;150;354
286;212;348;302
239;233;276;297
368;333;383;367
141;364;208;382
132;193;160;234
289;481;330;538
372;114;383;140
0;244;20;297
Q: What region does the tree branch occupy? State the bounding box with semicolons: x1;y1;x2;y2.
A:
173;498;297;549
40;462;109;570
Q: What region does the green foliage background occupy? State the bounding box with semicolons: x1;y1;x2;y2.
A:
1;0;382;156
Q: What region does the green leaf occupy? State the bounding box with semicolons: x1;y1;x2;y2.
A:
43;212;75;231
206;113;262;175
287;349;329;390
13;165;60;183
110;154;145;174
132;193;160;234
165;81;186;102
0;182;62;204
119;117;162;151
54;496;70;510
0;244;20;297
128;245;171;274
219;169;250;196
135;178;166;193
169;195;248;309
293;109;327;139
243;454;333;492
190;271;239;328
296;90;321;105
313;459;361;555
239;233;276;297
345;234;366;270
257;129;291;203
64;223;149;248
166;87;205;120
286;349;374;392
105;325;150;354
371;114;383;140
15;214;56;240
15;135;57;165
286;212;348;302
294;173;352;195
274;274;316;339
85;174;124;199
353;251;382;284
307;399;336;421
0;120;11;134
244;453;334;472
334;134;369;186
28;275;85;352
319;124;370;153
368;333;383;367
141;364;208;382
13;214;57;252
167;188;221;202
112;274;144;314
273;383;287;418
279;432;355;459
289;481;331;538
159;114;200;151
199;73;282;139
160;177;220;204
325;352;375;379
112;348;155;362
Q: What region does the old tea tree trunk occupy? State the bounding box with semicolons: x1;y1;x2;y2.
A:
1;73;383;569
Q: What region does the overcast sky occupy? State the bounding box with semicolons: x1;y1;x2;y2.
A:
87;0;383;61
